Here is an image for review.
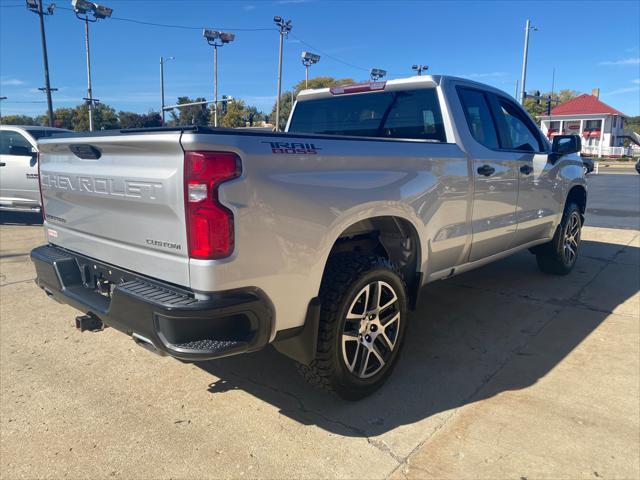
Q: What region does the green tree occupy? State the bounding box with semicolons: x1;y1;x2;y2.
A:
71;103;119;131
219;100;247;128
119;111;163;129
170;96;209;126
0;114;38;125
626;116;640;134
270;76;355;128
524;89;580;118
51;107;76;129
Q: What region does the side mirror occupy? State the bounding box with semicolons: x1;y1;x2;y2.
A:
552;135;581;156
8;145;36;157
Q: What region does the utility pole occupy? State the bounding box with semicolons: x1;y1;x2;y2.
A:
26;0;55;126
203;30;235;127
83;16;94;130
273;16;292;132
0;96;6;120
72;0;112;131
519;19;537;106
160;56;174;123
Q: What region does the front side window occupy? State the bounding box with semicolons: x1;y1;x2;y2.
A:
0;130;32;155
288;88;446;142
495;98;543;152
457;88;499;149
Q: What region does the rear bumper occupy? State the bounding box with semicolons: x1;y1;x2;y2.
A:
30;244;273;361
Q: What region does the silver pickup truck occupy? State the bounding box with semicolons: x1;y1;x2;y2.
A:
31;75;586;399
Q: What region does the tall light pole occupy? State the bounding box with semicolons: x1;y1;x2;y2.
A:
160;56;174;124
72;0;112;131
26;0;55;127
301;51;320;89
412;64;428;76
274;16;292;132
519;19;537;106
203;29;235;127
370;68;387;81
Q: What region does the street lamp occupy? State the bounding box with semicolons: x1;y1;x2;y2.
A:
0;96;7;119
274;16;292;132
26;0;55;127
203;29;235;128
72;0;113;131
519;19;538;106
160;56;174;123
301;51;320;89
370;68;387;81
412;64;428;76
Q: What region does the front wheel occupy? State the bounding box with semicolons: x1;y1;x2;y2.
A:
297;254;408;400
535;202;583;275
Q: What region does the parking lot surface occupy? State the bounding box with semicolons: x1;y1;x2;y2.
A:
1;172;639;479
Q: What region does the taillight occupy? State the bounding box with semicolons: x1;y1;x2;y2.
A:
184;151;241;260
37;152;45;222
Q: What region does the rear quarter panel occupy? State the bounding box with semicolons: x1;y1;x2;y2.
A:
182;132;471;335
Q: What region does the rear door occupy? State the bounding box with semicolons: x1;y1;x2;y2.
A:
0;129;40;207
37;131;190;287
456;87;519;261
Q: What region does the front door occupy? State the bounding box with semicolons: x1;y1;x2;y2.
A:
490;95;559;246
0;130;39;208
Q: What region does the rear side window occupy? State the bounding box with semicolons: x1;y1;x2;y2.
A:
0;130;32;155
457;88;499;150
288;88;446;142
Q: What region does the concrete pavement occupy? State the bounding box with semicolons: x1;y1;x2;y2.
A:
1;173;638;479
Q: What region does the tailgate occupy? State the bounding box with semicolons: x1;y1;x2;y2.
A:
37;131;190;287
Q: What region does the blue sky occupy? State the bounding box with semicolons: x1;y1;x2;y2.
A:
1;0;639;118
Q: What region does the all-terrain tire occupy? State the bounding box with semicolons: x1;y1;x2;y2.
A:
297;253;408;400
535;202;583;275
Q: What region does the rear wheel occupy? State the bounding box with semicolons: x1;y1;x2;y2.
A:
535;202;582;275
297;254;408;400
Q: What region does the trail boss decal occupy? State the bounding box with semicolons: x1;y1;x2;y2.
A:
262;142;322;155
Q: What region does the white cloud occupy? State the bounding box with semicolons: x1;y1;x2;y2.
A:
602;86;640;96
243;4;256;11
632;79;640;85
0;77;26;86
598;57;640;66
465;72;507;79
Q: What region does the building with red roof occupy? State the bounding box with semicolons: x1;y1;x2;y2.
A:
538;89;634;157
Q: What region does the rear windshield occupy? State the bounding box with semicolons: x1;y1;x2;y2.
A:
288;88;446;142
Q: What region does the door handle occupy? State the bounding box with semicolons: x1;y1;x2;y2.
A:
520;164;533;175
477;164;496;177
0;162;6;167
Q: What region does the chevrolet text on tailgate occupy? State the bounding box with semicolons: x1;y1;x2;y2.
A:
32;76;586;400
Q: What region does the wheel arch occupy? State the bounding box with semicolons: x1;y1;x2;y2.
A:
322;215;423;310
566;183;587;219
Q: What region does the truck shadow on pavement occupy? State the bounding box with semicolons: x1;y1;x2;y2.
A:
200;238;639;437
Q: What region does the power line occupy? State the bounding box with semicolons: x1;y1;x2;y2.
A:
55;5;275;31
289;33;369;73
